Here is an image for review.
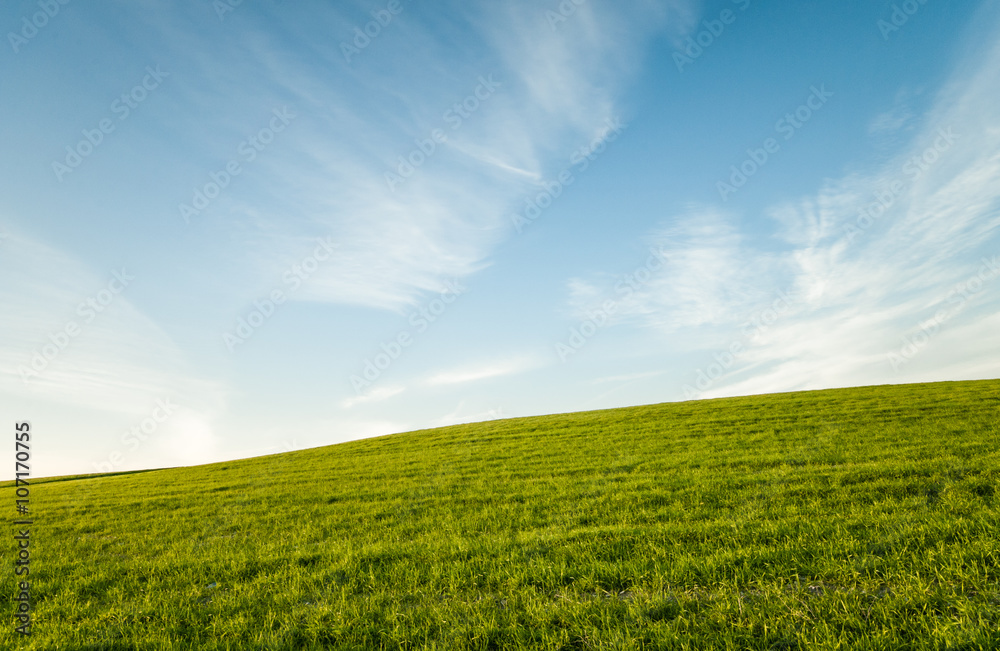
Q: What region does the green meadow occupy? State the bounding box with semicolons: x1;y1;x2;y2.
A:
3;379;999;650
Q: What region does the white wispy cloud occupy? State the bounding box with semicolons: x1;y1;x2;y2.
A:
567;207;782;333
578;17;1000;398
868;86;920;137
424;356;539;387
341;385;406;409
427;401;511;428
113;0;696;313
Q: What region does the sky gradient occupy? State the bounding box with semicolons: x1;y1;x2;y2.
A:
2;0;999;479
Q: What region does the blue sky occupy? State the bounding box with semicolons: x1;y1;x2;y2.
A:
2;0;999;479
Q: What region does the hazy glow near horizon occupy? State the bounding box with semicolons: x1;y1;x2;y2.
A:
2;0;999;479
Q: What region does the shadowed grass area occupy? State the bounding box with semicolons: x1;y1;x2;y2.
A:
2;379;998;649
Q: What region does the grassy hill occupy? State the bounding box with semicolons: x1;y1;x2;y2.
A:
3;379;999;650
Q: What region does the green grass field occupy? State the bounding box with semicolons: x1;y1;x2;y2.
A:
3;379;999;650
